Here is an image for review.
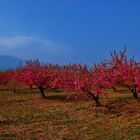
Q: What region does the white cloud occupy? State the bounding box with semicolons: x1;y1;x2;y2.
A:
0;35;71;62
0;36;36;47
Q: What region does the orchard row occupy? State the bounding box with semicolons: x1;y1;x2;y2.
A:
0;49;140;106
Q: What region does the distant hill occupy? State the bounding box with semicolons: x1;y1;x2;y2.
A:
0;55;24;70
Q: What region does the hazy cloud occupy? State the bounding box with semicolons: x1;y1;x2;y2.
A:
0;35;71;63
0;36;37;47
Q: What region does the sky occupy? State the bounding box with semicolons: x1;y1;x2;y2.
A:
0;0;140;65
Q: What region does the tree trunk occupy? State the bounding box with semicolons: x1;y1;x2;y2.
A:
39;87;46;98
112;87;117;92
92;94;100;107
86;91;100;107
132;91;138;99
81;88;101;107
95;101;100;107
13;89;16;93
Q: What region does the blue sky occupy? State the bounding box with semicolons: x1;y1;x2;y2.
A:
0;0;140;64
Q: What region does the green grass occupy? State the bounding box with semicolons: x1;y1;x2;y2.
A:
0;90;140;139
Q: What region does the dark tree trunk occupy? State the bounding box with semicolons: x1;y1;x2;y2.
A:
95;100;100;107
131;87;138;99
132;91;138;99
39;87;46;98
13;89;16;93
86;91;101;107
81;88;101;107
91;94;100;107
112;87;117;92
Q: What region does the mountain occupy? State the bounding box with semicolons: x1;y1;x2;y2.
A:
0;55;24;70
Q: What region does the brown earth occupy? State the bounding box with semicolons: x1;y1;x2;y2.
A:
0;89;140;140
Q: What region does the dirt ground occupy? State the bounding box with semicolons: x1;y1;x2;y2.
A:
0;89;140;140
